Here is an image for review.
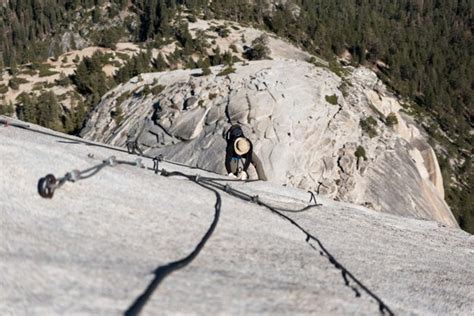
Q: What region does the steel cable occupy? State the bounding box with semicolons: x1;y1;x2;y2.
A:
35;155;393;315
35;157;222;316
199;179;394;316
17;114;395;315
37;156;146;198
124;176;221;316
1;117;251;180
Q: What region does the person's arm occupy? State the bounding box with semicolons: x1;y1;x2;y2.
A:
242;142;253;172
225;143;233;173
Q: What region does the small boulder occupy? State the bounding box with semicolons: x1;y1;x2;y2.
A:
169;107;210;140
184;97;198;110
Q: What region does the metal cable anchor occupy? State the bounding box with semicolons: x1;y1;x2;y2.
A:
153;155;163;174
126;140;143;156
37;174;57;199
308;191;322;206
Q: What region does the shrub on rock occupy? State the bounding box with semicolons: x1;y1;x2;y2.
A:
360;116;378;138
386;112;398;127
325;94;338;105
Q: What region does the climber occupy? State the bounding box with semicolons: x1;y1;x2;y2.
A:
225;124;267;181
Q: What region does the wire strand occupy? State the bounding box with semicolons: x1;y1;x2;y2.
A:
124;177;222;316
16;115;395;315
200;179;394;316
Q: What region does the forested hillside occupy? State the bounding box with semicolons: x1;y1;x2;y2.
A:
0;0;472;232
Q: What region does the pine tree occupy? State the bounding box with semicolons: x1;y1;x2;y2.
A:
37;91;62;130
210;46;222;66
152;53;168;71
70;34;77;50
199;57;212;75
17;93;38;124
73;101;86;131
222;50;233;65
92;7;101;23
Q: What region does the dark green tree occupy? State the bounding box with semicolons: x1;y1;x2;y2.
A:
152;53;168;71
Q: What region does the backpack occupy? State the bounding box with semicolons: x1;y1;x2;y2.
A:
226;124;244;141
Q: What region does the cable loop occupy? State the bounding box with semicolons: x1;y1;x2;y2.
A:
37;174;57;199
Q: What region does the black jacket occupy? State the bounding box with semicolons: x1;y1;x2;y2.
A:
225;125;252;174
225;138;253;174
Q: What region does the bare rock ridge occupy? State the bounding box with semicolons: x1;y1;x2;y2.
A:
82;59;457;228
1;120;473;315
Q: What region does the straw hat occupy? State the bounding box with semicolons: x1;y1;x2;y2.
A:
234;137;250;155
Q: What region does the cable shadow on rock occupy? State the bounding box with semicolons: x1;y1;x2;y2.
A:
124;177;222;316
201;178;394;316
56;140;83;145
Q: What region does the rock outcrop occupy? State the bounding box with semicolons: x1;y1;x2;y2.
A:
81;59;457;227
1;120;473;315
